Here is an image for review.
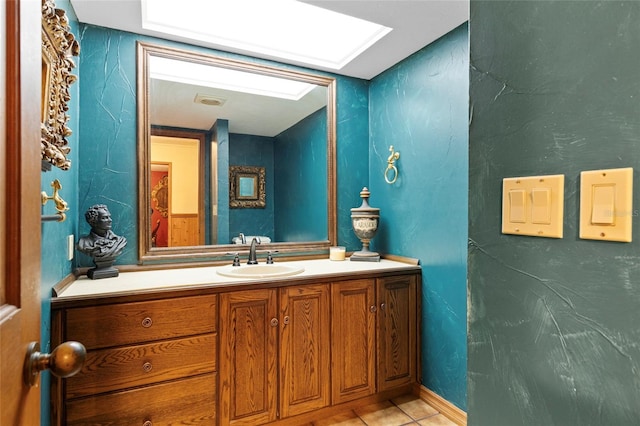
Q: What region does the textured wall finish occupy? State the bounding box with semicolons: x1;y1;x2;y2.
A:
369;23;469;410
76;25;370;265
274;108;328;242
229;133;275;241
469;1;640;425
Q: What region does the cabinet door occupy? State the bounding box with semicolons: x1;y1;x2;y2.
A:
331;279;376;404
280;284;330;418
377;274;417;391
219;289;278;426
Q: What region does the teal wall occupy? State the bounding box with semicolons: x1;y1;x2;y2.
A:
469;2;640;425
369;23;469;410
229;133;275;241
274;107;328;242
214;119;231;245
75;25;368;265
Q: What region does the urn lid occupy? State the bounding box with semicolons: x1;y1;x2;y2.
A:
350;187;379;215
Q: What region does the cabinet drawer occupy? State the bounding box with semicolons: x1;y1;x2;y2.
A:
66;333;217;398
65;295;217;349
66;373;217;425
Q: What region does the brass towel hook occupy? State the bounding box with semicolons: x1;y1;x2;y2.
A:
41;179;69;222
385;145;400;184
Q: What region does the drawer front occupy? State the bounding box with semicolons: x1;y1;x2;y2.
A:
66;333;217;398
66;373;216;425
65;294;217;349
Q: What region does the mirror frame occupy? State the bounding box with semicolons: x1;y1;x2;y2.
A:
41;0;79;171
137;42;336;264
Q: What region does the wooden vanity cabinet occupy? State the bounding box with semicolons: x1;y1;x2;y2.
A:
331;275;418;403
218;284;330;425
331;279;376;404
376;274;418;391
52;294;218;426
51;267;420;426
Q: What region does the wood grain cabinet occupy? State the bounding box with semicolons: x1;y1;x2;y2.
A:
331;279;376;404
219;284;330;425
51;268;420;426
376;274;418;391
331;275;418;404
52;294;218;425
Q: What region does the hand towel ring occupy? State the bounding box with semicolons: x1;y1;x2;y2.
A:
385;146;400;184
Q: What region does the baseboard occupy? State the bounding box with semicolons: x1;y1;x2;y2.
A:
416;384;467;426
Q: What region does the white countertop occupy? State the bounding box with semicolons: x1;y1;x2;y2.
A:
56;258;420;299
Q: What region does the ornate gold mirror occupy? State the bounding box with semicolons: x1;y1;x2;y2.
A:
137;42;336;263
230;166;266;209
41;0;79;171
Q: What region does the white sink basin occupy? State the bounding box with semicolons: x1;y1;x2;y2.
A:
217;264;305;279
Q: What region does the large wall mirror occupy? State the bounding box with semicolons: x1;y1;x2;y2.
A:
137;42;336;263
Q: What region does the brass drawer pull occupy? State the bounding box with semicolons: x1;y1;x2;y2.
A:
141;317;153;328
142;362;153;373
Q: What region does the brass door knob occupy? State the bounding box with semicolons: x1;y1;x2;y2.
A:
24;341;86;386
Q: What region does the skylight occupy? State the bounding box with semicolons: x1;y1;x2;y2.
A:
149;56;316;100
141;0;392;70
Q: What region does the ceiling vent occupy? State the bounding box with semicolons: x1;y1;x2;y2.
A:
194;94;226;106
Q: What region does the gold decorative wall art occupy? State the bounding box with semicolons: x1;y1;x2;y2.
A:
229;166;266;208
41;0;79;171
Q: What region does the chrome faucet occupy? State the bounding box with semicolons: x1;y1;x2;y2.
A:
238;232;246;244
247;237;259;264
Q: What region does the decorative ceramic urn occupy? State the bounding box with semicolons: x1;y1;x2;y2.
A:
350;187;380;262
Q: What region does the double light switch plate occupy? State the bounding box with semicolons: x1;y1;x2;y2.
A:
502;174;564;239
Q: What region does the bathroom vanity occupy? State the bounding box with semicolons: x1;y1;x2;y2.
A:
50;258;421;425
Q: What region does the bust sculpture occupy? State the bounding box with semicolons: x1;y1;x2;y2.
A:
77;204;127;279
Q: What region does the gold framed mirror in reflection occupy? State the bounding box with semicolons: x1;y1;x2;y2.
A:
230;165;266;209
137;42;336;264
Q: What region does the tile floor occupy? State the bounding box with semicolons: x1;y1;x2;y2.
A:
312;394;459;426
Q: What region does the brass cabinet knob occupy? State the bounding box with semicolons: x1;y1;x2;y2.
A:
270;318;279;327
370;305;377;313
380;303;386;311
142;421;153;426
283;315;290;325
141;317;153;328
142;362;153;373
24;341;86;386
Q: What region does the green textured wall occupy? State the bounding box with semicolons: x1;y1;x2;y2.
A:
469;1;640;425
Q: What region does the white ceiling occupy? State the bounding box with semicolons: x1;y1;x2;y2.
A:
70;0;469;80
69;0;469;134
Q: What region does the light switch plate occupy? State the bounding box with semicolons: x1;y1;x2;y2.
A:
502;174;564;238
579;167;633;242
67;234;74;261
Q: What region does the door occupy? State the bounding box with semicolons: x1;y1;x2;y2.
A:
1;0;44;424
377;274;417;391
331;279;376;404
280;284;330;418
219;289;278;425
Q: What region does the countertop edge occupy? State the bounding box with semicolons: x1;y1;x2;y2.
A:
52;257;421;307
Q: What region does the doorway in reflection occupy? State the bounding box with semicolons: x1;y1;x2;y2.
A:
150;129;205;247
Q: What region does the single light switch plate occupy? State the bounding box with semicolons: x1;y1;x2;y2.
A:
502;174;564;238
67;234;74;261
579;167;633;242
